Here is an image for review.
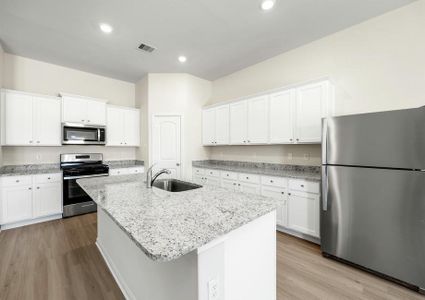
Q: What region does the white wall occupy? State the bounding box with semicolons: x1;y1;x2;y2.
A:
208;0;425;166
0;44;4;166
1;54;137;165
142;73;212;180
135;75;149;165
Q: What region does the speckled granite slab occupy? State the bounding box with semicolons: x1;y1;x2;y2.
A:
0;163;61;177
193;160;321;181
77;174;278;262
106;160;144;169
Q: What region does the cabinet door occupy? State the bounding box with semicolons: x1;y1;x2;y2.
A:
193;175;205;185
124;109;141;146
287;192;320;237
221;179;239;191
33;183;62;217
106;107;125;146
269;90;294;144
239;182;260;195
202;108;216;145
215;105;229;145
86;100;106;125
4;92;34;145
62;96;87;123
1;186;33;224
205;176;221;187
33;96;61;146
247;96;269;144
294;82;328;143
229;101;248;144
261;186;288;227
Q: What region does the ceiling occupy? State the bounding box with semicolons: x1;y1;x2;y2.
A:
0;0;416;82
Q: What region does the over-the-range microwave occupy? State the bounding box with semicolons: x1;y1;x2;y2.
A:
62;123;106;145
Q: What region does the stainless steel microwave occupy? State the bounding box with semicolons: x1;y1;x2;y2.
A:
62;123;106;145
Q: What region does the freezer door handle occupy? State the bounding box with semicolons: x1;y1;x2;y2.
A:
322;166;328;211
322;118;328;164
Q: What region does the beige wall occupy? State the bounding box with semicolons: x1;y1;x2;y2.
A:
142;73;212;180
135;75;149;164
1;53;137;165
208;0;425;166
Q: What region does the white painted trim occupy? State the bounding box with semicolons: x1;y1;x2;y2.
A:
151;114;183;179
204;76;333;109
96;239;135;300
0;214;62;230
59;92;108;103
1;88;61;100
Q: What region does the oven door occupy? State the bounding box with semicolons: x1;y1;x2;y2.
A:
62;123;106;145
63;176;98;217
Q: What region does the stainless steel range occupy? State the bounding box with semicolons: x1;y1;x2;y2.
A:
61;153;109;217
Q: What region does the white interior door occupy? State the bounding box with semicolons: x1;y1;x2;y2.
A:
152;115;182;179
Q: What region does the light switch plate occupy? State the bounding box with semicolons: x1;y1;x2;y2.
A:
208;278;219;300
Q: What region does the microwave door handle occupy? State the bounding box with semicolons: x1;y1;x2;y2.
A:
97;128;101;142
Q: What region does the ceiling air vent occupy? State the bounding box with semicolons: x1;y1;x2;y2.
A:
137;43;156;53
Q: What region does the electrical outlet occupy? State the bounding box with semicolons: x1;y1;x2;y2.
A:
208;278;219;300
303;153;310;160
287;152;293;160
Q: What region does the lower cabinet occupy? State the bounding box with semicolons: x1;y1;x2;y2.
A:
287;191;320;238
109;166;145;176
239;182;261;195
261;186;288;227
0;174;62;228
221;179;239;191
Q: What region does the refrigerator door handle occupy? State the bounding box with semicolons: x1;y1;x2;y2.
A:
322;118;328;164
322;166;328;211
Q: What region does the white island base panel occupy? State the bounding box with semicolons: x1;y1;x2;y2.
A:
96;208;276;300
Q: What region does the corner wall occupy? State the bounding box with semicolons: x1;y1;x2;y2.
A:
208;0;425;166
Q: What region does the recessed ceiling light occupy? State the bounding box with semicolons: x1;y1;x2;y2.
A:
260;0;275;11
99;23;113;34
178;56;187;63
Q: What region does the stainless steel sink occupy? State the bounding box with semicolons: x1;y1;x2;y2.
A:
152;179;202;192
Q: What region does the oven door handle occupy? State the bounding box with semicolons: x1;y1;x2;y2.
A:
63;174;109;180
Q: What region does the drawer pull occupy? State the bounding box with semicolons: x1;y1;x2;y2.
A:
246;177;249;179
36;187;40;190
281;192;284;195
300;184;304;187
270;180;274;183
16;180;20;183
48;177;51;180
28;187;32;190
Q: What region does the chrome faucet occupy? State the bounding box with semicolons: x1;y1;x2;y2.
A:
146;164;171;188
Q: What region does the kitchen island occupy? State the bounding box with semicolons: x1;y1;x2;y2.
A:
77;174;277;300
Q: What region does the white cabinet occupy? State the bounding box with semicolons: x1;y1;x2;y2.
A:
269;90;294;144
1;185;33;225
287;191;320;238
261;186;288;227
239;182;261;195
294;81;330;143
1;90;61;146
0;173;62;228
221;179;239;191
106;106;140;146
247;95;269;144
109;166;144;176
229;101;248;144
62;94;107;125
33;183;62;218
202;105;229;145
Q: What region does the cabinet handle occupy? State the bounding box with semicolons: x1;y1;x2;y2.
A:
300;184;304;187
36;187;40;189
290;139;293;141
28;187;32;190
238;184;241;186
81;119;85;122
246;177;249;179
281;192;285;195
247;140;251;143
296;138;299;141
16;180;20;183
288;192;291;196
36;141;40;144
48;177;51;180
270;180;274;183
29;140;33;143
87;120;90;123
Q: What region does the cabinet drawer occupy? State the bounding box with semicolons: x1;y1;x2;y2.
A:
109;168;129;176
1;175;32;187
33;173;62;184
193;168;205;176
261;175;287;188
289;179;319;194
238;173;260;184
221;171;238;180
205;169;220;177
127;167;144;174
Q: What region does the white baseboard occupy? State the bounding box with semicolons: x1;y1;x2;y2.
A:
0;214;62;230
277;226;321;245
96;239;135;300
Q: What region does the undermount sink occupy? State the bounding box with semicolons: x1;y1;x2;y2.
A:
152;179;202;192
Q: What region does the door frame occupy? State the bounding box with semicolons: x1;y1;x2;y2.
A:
150;114;183;178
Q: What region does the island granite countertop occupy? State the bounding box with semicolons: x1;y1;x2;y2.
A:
77;174;278;262
193;160;321;181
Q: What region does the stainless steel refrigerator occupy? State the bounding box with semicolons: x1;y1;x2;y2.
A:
321;106;425;293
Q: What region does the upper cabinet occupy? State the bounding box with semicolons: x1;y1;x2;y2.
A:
202;80;334;146
61;94;107;125
1;90;61;146
202;105;229;145
106;105;140;146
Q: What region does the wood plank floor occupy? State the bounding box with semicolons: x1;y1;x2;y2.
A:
0;213;423;300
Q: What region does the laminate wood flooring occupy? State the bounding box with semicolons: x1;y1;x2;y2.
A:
0;214;423;300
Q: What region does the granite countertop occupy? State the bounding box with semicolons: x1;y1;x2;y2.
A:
77;174;278;262
192;160;321;182
0;164;61;177
106;160;144;169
